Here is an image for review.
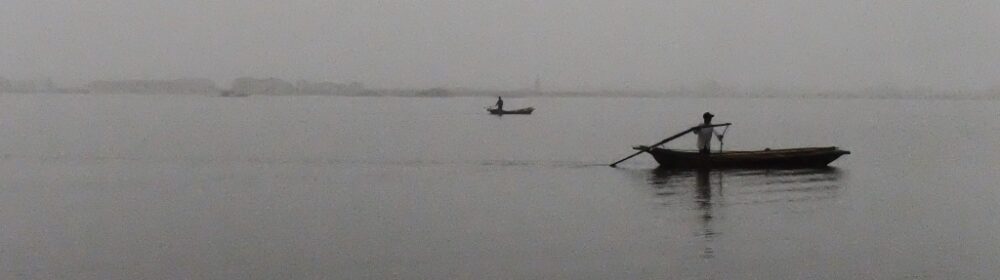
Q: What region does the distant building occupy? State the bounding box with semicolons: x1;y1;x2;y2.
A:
534;75;541;93
231;77;296;96
86;79;218;94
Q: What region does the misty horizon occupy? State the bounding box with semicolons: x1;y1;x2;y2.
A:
5;1;1000;93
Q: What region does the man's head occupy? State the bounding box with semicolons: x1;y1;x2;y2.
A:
703;112;714;122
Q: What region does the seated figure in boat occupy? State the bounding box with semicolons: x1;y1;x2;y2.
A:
495;96;504;111
695;112;723;154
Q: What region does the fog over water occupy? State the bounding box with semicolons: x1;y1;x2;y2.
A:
3;1;1000;279
4;1;1000;92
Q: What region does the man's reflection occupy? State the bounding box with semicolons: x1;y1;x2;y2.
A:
695;169;712;212
694;169;716;259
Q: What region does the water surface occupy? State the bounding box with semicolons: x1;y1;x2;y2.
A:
0;94;997;279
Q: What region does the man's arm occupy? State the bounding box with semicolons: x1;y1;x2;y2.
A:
694;123;732;141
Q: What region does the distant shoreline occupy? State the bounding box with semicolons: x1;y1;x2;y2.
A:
3;90;996;101
4;77;997;100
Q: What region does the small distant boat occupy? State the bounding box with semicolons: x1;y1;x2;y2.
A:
487;107;534;115
633;146;849;169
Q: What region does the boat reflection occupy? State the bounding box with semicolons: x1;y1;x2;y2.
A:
645;167;844;259
648;167;843;205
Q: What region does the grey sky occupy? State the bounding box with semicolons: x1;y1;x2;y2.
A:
2;0;1000;91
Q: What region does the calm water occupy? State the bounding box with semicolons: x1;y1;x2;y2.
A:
0;94;997;279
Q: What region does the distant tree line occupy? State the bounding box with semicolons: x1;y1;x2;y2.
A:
1;76;999;100
228;78;368;96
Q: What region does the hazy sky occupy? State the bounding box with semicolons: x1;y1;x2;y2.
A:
3;0;1000;91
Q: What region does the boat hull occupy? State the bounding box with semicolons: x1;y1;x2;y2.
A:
488;107;534;115
639;147;849;169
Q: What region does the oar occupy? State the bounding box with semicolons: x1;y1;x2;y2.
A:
609;123;731;168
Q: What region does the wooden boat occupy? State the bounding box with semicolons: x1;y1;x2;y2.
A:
487;107;534;115
633;146;849;169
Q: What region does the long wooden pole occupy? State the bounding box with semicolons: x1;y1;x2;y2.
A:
609;123;731;167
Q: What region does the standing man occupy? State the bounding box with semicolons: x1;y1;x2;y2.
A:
495;96;504;111
696;112;722;154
